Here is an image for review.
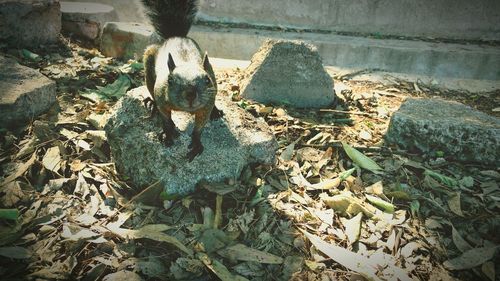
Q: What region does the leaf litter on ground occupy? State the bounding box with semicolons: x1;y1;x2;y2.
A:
0;36;498;281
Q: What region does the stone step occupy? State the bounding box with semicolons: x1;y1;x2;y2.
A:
0;56;57;128
385;98;500;166
189;25;500;81
60;1;118;41
0;0;61;47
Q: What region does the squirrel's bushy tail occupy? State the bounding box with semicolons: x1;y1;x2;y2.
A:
141;0;198;39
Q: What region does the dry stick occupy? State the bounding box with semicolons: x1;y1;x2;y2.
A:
300;142;412;156
319;109;375;117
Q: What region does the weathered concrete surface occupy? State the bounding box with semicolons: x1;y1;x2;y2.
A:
100;22;161;60
0;0;61;47
385;98;500;166
104;86;277;196
60;1;118;40
62;0;146;23
240;40;335;108
189;25;500;80
0;56;57;128
198;0;500;41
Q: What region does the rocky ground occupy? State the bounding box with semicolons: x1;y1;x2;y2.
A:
0;37;499;281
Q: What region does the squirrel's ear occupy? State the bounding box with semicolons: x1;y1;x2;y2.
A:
168;53;176;72
202;52;211;72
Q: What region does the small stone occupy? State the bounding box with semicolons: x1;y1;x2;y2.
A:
0;0;61;47
385;98;500;166
60;1;118;41
275;108;287;117
0;56;57;128
359;130;372;141
100;22;161;59
104;87;278;196
240;40;336;108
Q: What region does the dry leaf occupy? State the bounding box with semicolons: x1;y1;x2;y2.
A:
42;146;61;173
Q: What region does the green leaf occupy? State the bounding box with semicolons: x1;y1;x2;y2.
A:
81;75;131;102
21;49;41;62
0;209;19;221
342;142;382;173
410;200;420;216
217;244;284;264
365;194;395;213
444;246;498;270
0;246;31;259
424;170;458;188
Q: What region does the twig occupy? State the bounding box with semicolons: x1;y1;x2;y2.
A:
319;109;375;117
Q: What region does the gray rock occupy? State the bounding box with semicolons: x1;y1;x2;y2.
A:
0;56;57;128
100;22;161;60
0;0;61;47
104;86;277;196
385;98;500;166
240;39;336;108
60;1;118;40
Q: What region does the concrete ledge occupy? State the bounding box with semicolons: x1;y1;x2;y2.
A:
198;0;500;41
189;25;500;80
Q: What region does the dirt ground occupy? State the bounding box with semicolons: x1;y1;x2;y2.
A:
0;37;499;281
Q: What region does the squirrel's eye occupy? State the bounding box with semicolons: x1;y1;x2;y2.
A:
205;77;211;84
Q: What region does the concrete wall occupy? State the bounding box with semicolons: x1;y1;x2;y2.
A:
198;0;500;41
63;0;500;41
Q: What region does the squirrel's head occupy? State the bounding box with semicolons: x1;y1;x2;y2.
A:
166;53;216;111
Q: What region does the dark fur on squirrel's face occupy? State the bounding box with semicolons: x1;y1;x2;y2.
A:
166;53;216;111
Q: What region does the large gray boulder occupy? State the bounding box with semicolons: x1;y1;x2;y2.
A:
0;0;61;47
240;40;336;108
0;56;57;128
385;98;500;166
104;86;278;196
100;22;161;60
60;1;118;40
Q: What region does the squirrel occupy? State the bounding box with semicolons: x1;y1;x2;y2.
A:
141;0;223;161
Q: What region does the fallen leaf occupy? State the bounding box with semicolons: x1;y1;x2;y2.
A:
217;243;284;264
443;246;498;270
1;153;36;187
42;146;61;173
0;208;19;221
342;142;382;173
103;270;144;281
343;213;362;245
198;253;249;281
451;226;472;253
448;192;464;216
302;231;382;281
365;194;395;213
0;246;31;259
481;261;495;281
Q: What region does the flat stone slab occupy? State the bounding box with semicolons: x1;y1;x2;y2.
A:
60;1;118;40
240;39;336;108
104;86;278;196
385;98;500;166
100;22;161;59
0;56;57;128
0;0;61;47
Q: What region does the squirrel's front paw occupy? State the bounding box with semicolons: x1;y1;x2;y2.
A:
159;127;179;147
210;106;224;120
187;141;204;162
143;97;158;117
